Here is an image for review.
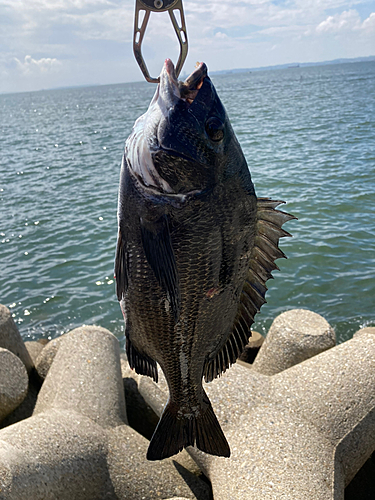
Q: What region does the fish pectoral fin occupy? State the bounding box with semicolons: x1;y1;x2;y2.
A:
147;392;230;460
204;198;296;383
114;230;128;301
140;214;181;322
126;335;158;383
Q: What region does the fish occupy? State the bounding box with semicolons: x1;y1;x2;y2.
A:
115;59;295;461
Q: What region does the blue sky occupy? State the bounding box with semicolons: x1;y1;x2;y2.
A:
1;0;374;93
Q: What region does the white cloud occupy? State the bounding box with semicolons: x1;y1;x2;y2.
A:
362;12;375;33
14;55;62;74
259;24;308;37
64;7;133;42
214;32;229;39
1;0;115;11
0;0;374;93
316;10;361;33
316;10;375;35
0;0;134;44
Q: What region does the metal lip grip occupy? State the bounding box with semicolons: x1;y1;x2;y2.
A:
133;0;188;83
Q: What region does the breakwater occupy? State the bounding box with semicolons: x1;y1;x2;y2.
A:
1;303;375;499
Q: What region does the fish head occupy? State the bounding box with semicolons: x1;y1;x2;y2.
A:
156;60;226;161
126;59;249;195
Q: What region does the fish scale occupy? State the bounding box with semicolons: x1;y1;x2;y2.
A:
115;59;295;460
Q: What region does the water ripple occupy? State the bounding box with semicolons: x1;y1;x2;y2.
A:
1;62;374;344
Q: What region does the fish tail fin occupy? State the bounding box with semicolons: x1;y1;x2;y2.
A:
146;394;230;461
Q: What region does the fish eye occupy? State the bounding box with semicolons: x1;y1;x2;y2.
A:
205;116;224;142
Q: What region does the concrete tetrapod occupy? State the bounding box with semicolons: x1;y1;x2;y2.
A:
354;327;375;338
0;348;28;423
34;336;64;380
133;330;375;499
0;326;210;500
24;341;45;367
0;305;33;374
252;308;336;375
33;326;127;426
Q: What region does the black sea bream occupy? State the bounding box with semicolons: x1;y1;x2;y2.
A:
115;59;294;460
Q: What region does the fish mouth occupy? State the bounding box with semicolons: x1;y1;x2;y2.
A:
160;59;208;108
125;60;208;196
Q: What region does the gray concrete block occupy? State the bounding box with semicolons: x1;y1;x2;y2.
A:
34;336;63;380
136;333;375;499
0;409;116;500
269;333;375;451
0;375;40;429
194;402;336;500
0;348;28;423
0;327;211;500
252;308;336;375
354;327;375;338
2;313;372;500
24;341;45;366
0;409;210;500
107;424;211;500
0;304;33;373
34;326;127;428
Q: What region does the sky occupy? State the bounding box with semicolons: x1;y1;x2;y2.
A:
0;0;374;93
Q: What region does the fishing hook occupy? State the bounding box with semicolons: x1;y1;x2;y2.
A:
133;0;188;83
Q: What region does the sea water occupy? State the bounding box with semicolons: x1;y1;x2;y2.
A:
1;61;374;345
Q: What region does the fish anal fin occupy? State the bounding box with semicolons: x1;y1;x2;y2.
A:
147;392;230;460
140;215;181;322
126;336;158;383
204;303;253;383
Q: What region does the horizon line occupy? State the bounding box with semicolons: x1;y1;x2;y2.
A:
1;55;374;97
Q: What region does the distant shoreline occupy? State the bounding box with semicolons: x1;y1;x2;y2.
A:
209;55;375;76
1;55;374;96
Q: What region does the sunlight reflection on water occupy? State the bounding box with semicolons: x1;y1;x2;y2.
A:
1;62;374;344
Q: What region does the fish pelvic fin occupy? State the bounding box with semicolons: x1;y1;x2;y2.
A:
204;198;296;383
114;230;128;301
146;392;230;460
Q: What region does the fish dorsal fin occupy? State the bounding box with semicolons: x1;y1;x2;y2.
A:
204;198;296;382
